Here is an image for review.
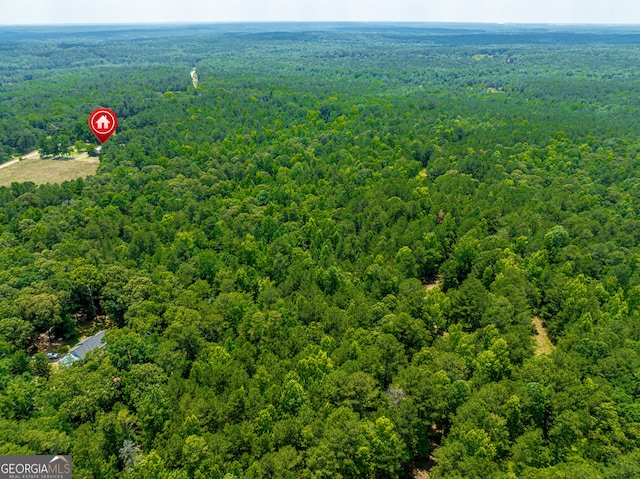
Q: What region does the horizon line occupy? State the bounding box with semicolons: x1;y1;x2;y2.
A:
3;20;640;28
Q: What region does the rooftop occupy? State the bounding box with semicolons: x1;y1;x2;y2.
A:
61;330;107;365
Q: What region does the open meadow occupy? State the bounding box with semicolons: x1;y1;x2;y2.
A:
0;150;99;186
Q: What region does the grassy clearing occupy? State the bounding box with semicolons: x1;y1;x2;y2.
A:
0;150;99;186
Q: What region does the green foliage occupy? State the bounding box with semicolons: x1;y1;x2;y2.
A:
1;23;640;479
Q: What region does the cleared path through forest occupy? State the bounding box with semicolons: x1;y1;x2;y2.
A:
532;316;555;355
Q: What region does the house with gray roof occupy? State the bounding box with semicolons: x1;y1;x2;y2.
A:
60;330;107;366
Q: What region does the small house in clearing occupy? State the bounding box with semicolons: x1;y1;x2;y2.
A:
60;330;107;366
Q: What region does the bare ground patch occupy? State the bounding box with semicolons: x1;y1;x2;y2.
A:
424;276;441;292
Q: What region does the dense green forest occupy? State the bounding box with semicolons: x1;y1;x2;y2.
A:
2;23;640;478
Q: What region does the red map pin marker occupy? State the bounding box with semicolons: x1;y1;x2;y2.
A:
88;108;118;144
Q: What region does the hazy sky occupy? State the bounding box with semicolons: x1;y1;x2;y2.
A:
1;0;640;25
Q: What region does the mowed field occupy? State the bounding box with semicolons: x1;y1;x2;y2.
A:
0;150;99;186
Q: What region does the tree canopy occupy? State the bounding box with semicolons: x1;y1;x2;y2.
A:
1;23;640;478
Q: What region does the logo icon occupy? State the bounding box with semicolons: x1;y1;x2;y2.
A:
0;455;72;478
88;108;118;144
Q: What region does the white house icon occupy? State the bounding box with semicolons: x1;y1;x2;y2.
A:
95;115;111;131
